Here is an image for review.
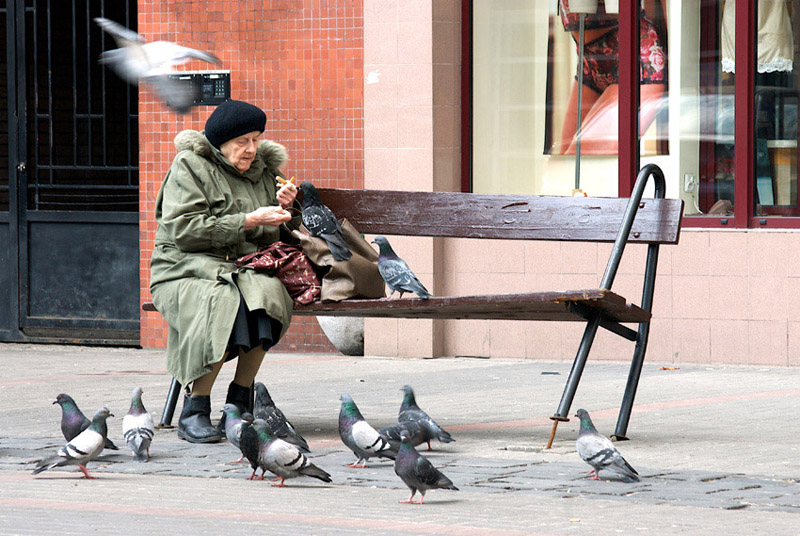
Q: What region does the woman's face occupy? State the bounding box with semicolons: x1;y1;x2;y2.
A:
219;131;262;172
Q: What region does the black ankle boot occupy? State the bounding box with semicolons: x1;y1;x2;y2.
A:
218;382;253;438
178;395;222;443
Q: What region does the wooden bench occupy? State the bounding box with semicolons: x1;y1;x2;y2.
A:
143;164;682;445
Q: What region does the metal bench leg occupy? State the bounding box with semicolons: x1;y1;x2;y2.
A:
546;312;602;448
156;377;182;429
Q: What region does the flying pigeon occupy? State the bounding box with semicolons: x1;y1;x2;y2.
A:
299;181;352;261
338;393;397;468
94;17;222;114
575;408;640;483
221;403;253;463
33;407;113;479
397;385;454;450
122;387;154;462
253;382;310;453
394;431;458;504
371;236;432;299
53;393;118;451
250;419;332;487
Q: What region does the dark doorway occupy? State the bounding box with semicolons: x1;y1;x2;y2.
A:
2;0;140;345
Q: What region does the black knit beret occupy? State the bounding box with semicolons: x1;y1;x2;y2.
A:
204;99;267;149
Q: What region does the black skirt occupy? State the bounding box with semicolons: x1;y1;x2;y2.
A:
226;291;283;356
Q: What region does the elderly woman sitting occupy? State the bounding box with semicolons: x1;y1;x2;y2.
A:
150;100;301;443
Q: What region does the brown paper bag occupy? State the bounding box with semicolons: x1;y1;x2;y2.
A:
291;219;386;302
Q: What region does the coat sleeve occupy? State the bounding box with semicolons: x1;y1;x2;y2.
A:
159;155;246;252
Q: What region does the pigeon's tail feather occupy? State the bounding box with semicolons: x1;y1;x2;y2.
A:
104;438;119;450
132;449;149;463
408;279;432;299
612;460;640;482
321;233;352;261
32;458;61;475
436;430;455;443
300;464;332;483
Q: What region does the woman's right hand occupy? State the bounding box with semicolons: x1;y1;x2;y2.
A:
244;205;292;230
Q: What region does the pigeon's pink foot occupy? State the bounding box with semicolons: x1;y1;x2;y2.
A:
346;463;367;468
272;478;287;487
230;457;244;464
78;465;97;479
588;474;601;481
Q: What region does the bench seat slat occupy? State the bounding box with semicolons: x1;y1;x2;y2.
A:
317;188;683;245
292;289;649;323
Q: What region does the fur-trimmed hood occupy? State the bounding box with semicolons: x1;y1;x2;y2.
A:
173;129;288;172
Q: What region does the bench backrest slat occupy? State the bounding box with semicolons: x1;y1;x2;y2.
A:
317;189;683;244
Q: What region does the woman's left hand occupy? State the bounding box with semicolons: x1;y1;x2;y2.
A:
277;182;297;209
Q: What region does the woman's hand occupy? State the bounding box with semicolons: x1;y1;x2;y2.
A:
244;205;292;230
276;181;297;209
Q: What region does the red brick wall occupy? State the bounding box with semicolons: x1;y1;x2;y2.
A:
139;1;363;352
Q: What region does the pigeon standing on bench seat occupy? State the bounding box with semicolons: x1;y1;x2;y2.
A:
575;408;640;482
397;385;454;450
54;393;118;451
299;181;352;261
394;430;458;504
33;408;113;479
338;393;397;468
122;387;154;462
371;236;432;299
253;382;309;453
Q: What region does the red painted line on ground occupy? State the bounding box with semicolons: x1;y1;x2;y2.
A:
0;497;543;536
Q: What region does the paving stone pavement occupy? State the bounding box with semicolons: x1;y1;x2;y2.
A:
1;343;799;535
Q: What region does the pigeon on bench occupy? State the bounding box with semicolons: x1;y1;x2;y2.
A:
33;408;113;479
122;387;154;462
299;181;352;261
397;385;454;451
53;393;118;451
338;393;397;468
371;236;432;299
394;430;458;504
575;408;640;483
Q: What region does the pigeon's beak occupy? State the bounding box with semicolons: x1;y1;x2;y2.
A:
109;412;115;418
52;400;58;405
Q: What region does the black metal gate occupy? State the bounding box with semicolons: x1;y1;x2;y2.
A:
1;0;140;345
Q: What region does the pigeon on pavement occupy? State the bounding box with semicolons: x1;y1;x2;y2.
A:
53;393;118;451
394;430;458;504
299;181;352;261
371;236;432;299
251;419;332;487
94;17;222;114
253;382;310;453
397;385;454;450
237;417;264;480
221;403;252;463
33;408;114;479
338;393;397;468
122;387;154;462
379;420;425;450
575;408;640;483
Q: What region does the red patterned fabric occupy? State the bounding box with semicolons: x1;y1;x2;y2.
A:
235;242;321;305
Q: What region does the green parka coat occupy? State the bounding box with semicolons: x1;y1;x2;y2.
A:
149;130;302;386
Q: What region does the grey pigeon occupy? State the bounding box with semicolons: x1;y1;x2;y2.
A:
251;419;332;487
54;393;118;451
379;420;425;450
253;382;310;453
299;182;352;261
221;404;252;463
33;408;114;479
371;236;431;299
575;409;640;483
237;418;264;480
394;431;458;504
94;17;222;114
122;387;154;462
397;385;454;450
338;393;397;468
